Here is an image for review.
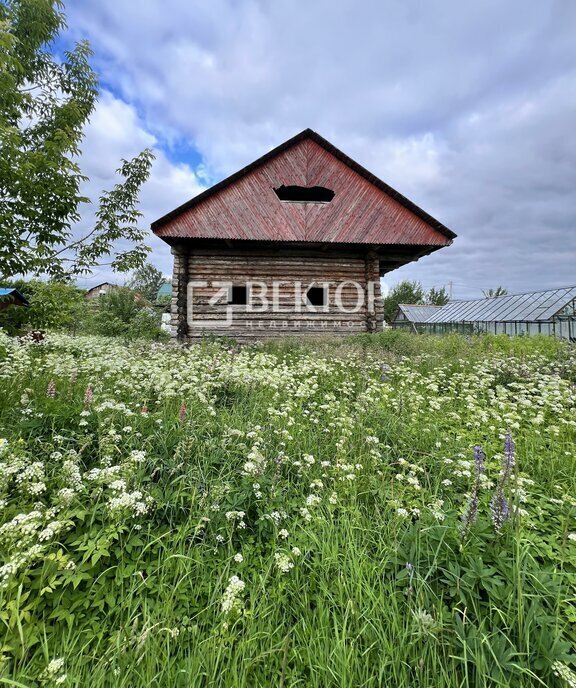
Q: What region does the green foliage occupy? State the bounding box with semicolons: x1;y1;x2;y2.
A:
126;262;165;303
156;290;171;306
354;329;568;361
483;286;509;298
86;286;167;340
383;280;426;323
0;333;574;686
0;0;154;281
427;285;450;305
0;280;85;334
383;281;453;323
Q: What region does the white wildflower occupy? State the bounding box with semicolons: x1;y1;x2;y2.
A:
274;552;294;573
225;511;245;521
221;575;245;614
552;662;576;688
129;450;146;463
40;657;67;685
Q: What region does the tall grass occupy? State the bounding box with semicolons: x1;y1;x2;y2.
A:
0;331;574;686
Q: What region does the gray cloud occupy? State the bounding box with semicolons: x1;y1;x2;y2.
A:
65;0;576;297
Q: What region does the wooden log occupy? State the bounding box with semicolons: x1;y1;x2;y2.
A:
171;243;189;339
179;246;382;339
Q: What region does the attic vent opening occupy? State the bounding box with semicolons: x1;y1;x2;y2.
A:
274;185;335;204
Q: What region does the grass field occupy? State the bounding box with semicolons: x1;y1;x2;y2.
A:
0;330;575;687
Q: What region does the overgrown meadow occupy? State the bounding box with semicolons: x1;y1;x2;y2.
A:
0;330;575;687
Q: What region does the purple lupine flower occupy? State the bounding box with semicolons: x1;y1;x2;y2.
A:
490;487;509;534
461;488;480;534
502;430;515;480
380;363;391;381
490;431;515;534
473;445;486;474
84;384;93;407
46;380;56;398
179;402;186;423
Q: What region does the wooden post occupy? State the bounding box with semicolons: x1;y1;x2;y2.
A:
364;250;384;332
171;242;189;339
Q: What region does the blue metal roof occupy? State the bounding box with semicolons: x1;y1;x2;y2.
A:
0;288;30;306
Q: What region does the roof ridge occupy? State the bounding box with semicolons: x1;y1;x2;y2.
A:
445;285;576;304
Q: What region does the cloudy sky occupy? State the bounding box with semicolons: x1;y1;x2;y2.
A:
63;0;576;299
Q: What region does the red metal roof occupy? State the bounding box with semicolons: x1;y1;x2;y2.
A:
152;129;456;246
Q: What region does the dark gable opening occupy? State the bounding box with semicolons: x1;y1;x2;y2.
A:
274;185;335;203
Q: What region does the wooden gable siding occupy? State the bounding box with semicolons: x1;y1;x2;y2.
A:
177;246;383;340
154;139;449;247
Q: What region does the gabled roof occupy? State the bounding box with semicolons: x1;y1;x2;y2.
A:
156;282;172;298
425;287;576;324
85;282;115;292
395;304;443;322
152;128;456;246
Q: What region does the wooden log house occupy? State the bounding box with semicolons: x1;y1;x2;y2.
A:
151;129;456;340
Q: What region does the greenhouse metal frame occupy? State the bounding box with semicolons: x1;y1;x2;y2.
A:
422;286;576;340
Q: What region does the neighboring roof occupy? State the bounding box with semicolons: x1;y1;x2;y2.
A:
157;282;172;299
395;304;443;322
85;282;114;292
152;128;456;246
84;283;121;298
425;287;576;324
0;288;30;307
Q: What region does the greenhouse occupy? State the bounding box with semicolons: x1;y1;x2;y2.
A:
390;304;443;332
423;286;576;340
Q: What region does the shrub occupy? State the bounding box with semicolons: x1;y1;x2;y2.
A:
0;280;86;335
86;287;167;340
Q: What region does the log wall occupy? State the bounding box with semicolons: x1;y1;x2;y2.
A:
173;245;384;341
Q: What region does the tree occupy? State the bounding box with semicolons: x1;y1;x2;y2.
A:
382;280;426;323
482;287;508;298
127;262;165;303
0;0;154;281
0;279;86;334
427;286;450;306
87;287;166;340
